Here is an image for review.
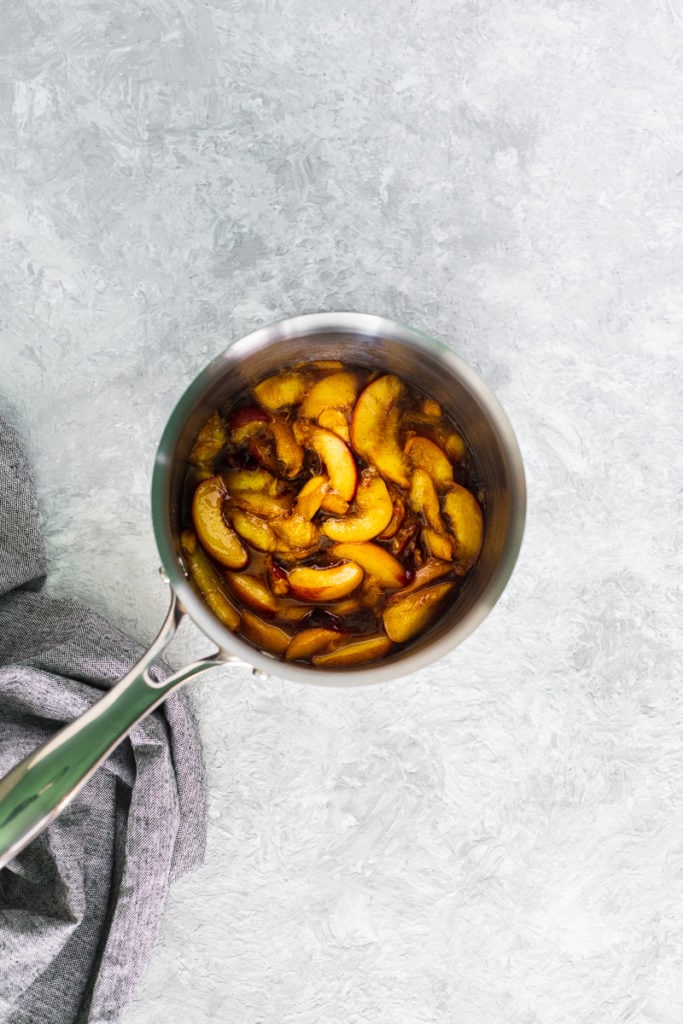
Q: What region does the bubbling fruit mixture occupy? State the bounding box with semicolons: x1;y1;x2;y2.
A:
181;361;484;668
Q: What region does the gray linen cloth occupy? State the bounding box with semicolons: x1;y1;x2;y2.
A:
0;415;207;1024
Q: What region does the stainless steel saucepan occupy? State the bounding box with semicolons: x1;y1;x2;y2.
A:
0;313;526;869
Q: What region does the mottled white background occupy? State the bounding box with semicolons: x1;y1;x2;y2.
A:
2;0;683;1021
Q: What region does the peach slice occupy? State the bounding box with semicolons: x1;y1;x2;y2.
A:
359;578;383;609
192;476;248;568
442;484;484;575
246;435;281;476
389;520;419;558
293;422;358;502
180;530;240;631
293;474;329;520
224;572;278;617
274;602;311;623
287;561;364;602
405;436;454;492
402;413;467;462
265;555;290;596
262;561;313;614
240;610;292;656
377;488;406;540
271;515;320;551
421;398;442;417
228;491;293;518
322;471;393;542
391;558;453;599
189;411;227;465
311;634;393;667
284;628;345;662
228;406;272;444
317;408;351;444
253;371;308;410
383;581;455;643
421;528;454;562
299;371;358;420
408;468;447;533
230;509;277;552
188;465;214;486
224;563;310;621
270;418;304;478
443;432;467;463
326;594;363;615
223;468;286;496
320;491;350;516
350;375;410;487
328;542;406;589
238;477;325;557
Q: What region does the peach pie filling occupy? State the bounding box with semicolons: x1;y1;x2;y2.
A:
181;361;484;667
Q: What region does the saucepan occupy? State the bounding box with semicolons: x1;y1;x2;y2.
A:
0;312;526;869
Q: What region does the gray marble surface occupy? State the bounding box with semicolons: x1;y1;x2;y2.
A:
2;0;683;1021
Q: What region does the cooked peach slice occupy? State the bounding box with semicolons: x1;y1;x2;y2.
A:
320;491;350;516
311;634;393;667
389;520;419;558
228;491;293;518
408;468;447;533
274;602;311;623
299;371;358;419
442;484;484;574
377;488;406;540
246;435;280;475
359;578;383;609
270;419;304;477
350;375;410;487
230;509;277;552
421;397;442;417
227;406;271;444
322;471;393;542
285;628;345;661
421;528;454;561
253;371;308;410
402;413;467;463
188;465;214;486
392;558;453;598
260;561;311;614
312;428;357;501
328;542;406;589
271;515;319;551
383;581;455;643
326;594;363;615
293;422;357;502
287;561;364;602
443;432;467;462
240;610;292;656
405;436;454;491
189;411;227;465
224;572;278;617
265;555;290;596
317;408;351;444
294;475;329;520
180;530;240;631
223;468;286;496
192;476;248;568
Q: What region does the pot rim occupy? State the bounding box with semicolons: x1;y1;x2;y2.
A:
151;312;526;686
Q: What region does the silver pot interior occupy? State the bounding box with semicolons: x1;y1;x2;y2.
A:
151;314;526;684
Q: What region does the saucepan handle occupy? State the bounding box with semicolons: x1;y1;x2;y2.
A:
0;591;229;870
